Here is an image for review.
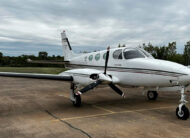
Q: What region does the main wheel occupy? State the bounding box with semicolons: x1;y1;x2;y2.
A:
147;91;158;100
176;105;189;120
72;94;81;107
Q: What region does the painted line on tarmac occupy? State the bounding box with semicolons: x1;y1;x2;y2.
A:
53;112;114;122
53;105;175;121
92;105;115;113
56;94;115;113
118;106;175;114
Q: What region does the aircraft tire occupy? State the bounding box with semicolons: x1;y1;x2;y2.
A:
72;94;81;107
147;91;158;100
176;105;189;120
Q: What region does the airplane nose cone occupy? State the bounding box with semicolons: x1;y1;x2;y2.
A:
155;59;190;86
179;75;190;85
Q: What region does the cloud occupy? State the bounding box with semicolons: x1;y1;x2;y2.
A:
0;0;190;56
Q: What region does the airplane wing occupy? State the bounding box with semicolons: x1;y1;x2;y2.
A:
0;68;124;98
0;72;73;81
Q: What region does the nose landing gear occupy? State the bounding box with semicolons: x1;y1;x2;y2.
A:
176;104;189;120
176;86;189;120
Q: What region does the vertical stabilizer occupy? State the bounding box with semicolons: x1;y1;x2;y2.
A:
61;31;76;61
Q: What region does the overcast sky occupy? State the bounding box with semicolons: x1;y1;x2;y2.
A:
0;0;190;56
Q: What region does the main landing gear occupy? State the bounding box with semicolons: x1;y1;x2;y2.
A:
147;91;158;100
176;86;189;120
70;83;81;107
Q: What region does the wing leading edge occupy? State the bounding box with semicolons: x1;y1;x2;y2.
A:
0;72;73;81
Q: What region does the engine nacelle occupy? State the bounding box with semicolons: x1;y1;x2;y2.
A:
64;68;120;86
72;74;97;86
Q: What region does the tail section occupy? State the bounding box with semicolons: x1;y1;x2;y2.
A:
61;31;76;61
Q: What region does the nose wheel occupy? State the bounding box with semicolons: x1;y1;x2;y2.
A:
176;105;189;120
176;86;189;120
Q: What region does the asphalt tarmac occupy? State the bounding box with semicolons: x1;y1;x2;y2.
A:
0;77;190;138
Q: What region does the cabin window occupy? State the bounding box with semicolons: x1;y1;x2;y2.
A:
113;49;123;59
103;53;107;60
123;49;145;59
95;53;100;61
88;55;93;61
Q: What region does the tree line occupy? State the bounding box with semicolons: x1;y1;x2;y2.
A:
0;51;64;67
142;41;190;65
1;41;190;67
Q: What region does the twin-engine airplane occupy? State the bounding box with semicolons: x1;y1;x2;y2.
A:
0;31;190;120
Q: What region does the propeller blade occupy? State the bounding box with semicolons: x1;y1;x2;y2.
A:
104;46;110;74
76;80;102;95
109;83;125;98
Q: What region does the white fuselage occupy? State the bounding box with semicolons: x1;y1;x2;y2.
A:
64;47;190;88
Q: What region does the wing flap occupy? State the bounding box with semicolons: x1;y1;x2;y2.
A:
0;72;73;81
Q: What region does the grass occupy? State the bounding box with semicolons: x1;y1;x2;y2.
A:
0;67;67;74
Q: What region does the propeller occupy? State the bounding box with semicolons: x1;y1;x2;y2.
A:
104;46;110;74
109;83;125;98
76;47;125;98
76;80;102;95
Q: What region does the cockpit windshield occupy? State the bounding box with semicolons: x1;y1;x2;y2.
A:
139;49;154;58
123;48;145;59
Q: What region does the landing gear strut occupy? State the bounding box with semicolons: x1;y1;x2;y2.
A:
147;91;158;100
176;86;189;120
70;83;81;107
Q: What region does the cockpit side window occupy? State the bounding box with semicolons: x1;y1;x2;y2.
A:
123;49;145;59
113;49;123;59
